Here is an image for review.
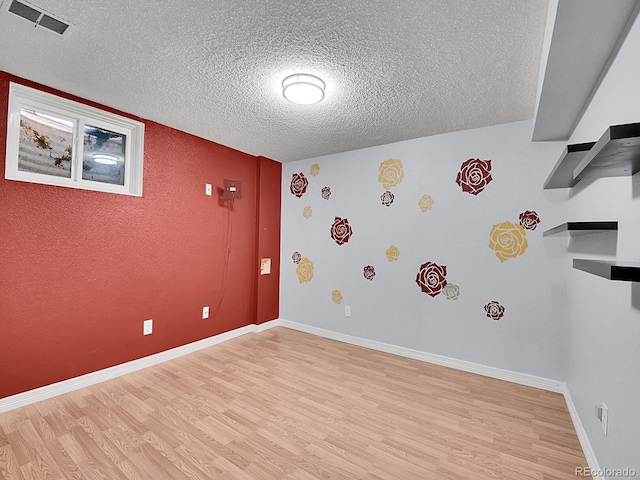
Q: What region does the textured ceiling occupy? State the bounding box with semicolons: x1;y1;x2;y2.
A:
0;0;550;162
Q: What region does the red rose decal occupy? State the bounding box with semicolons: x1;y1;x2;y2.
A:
363;265;376;281
519;210;540;230
380;191;394;206
290;173;308;198
321;186;331;200
292;251;301;264
330;217;353;246
415;262;447;297
456;158;493;195
484;301;505;321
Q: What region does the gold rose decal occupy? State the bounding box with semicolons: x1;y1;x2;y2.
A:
332;290;343;304
488;221;528;262
456;158;493;195
386;245;400;262
296;257;314;283
378;159;404;190
330;217;353;246
290;172;308;198
443;284;460;300
363;265;375;281
310;164;320;176
416;261;447;297
418;195;434;212
484;300;505;320
303;206;313;219
519;210;541;230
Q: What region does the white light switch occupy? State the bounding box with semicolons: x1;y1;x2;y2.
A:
205;183;212;196
203;306;210;319
143;319;153;335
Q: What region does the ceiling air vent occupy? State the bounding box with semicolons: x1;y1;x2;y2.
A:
3;0;73;36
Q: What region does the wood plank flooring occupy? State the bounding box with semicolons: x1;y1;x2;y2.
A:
0;327;587;479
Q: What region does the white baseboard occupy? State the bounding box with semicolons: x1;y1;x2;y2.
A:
278;319;565;393
0;319;280;413
563;386;603;479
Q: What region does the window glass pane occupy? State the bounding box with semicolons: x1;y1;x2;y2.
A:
82;125;126;186
18;109;73;178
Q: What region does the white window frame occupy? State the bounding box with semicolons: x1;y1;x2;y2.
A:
5;82;144;196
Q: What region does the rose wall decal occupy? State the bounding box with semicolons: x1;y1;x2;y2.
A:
484;301;505;320
380;191;394;206
415;261;447;297
310;164;320;176
363;265;376;281
488;221;528;262
378;159;404;190
456;158;493;195
290;172;309;198
519;210;541;230
330;217;353;246
296;258;314;283
321;186;331;200
443;284;460;300
418;195;434;212
303;206;313;219
332;290;343;304
386;245;400;262
292;251;301;264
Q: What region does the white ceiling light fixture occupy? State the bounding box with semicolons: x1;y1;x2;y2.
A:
282;74;326;105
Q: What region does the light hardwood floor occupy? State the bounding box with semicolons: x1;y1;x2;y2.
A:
0;327;587;479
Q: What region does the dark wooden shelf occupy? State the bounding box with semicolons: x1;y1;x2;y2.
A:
573;122;640;182
543;221;618;237
573;259;640;282
544;142;595;189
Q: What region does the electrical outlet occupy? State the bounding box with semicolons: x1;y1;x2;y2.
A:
205;183;212;196
202;306;210;319
601;402;608;435
345;306;351;317
143;319;153;335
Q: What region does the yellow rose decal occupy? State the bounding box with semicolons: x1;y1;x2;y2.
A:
418;195;434;212
488;221;528;262
332;290;343;304
303;206;312;219
310;164;320;176
378;159;404;190
296;258;314;283
386;245;400;262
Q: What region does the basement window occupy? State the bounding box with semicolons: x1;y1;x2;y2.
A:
5;83;144;196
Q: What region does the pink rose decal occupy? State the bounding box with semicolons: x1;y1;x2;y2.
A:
484;301;505;321
290;173;308;198
456;158;493;195
321;186;331;200
363;265;376;281
330;217;353;246
519;210;541;230
415;262;447;297
380;191;394;206
292;251;301;264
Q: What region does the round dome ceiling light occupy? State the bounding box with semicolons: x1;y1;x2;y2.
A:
282;73;325;105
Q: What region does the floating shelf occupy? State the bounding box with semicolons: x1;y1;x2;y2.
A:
573;259;640;282
543;122;640;189
543;221;618;237
574;122;640;181
544;142;595;189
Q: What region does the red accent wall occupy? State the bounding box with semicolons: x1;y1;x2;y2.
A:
0;72;281;399
256;156;282;324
